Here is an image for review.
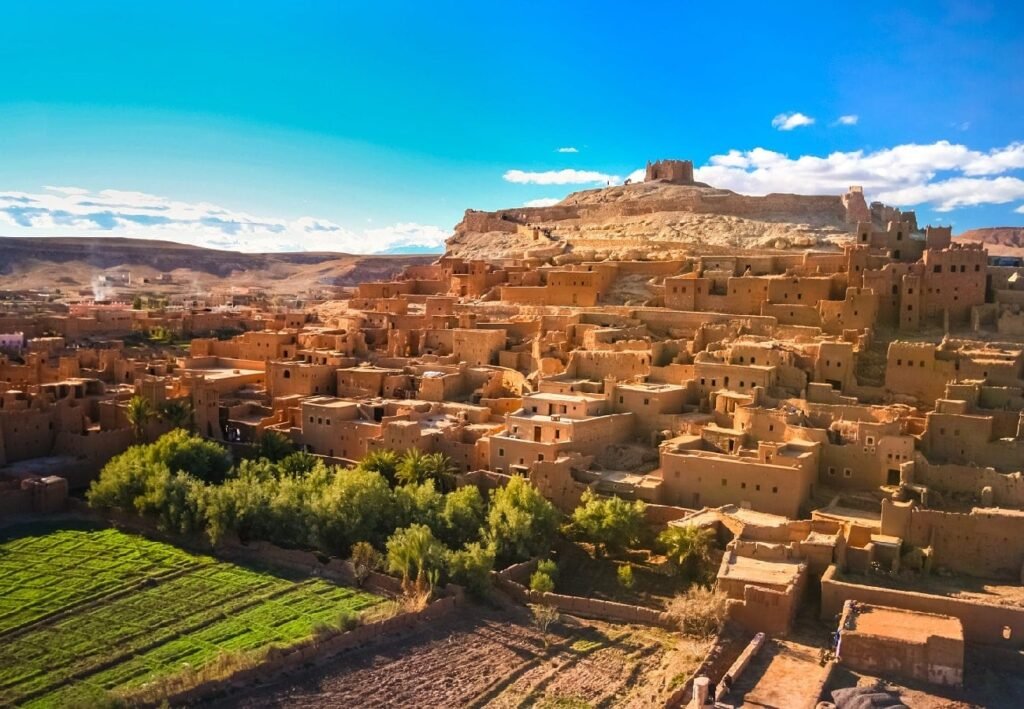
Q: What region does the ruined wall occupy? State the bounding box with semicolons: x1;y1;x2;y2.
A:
821;565;1024;648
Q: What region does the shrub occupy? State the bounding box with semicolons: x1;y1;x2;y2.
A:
530;569;555;594
569;489;646;557
350;541;383;587
446;541;495;596
668;586;729;638
617;563;635;589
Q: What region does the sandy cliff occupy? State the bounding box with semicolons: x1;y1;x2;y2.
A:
444;181;896;260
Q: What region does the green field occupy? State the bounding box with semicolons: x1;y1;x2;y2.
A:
0;520;385;707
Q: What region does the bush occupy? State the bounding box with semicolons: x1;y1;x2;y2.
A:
447;542;495;597
668;587;729;638
569;489;646;557
350;541;383;587
617;563;635;589
530;569;555;594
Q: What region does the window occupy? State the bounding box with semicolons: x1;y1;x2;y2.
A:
499;448;504;457
828;467;836;476
643;398;650;406
741;482;747;489
772;486;778;493
283;370;291;379
866;436;874;446
933;265;942;273
721;478;727;486
844;468;852;478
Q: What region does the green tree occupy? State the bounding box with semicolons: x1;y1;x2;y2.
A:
395;450;456;490
254;430;295;462
393;481;444;531
659;524;717;584
485;477;560;565
311;467;395;555
447;541;495;597
158;398;194;432
358;449;400;485
440;485;485;548
569;489;646;557
87;444;160;512
124;395;155;441
277;450;319;477
149;428;233;484
386;524;447;593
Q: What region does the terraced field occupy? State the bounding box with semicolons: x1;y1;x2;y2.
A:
0;520;385;707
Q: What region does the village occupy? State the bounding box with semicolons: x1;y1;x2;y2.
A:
2;161;1024;708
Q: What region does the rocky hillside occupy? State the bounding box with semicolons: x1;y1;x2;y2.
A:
444;180;908;260
0;237;433;294
957;227;1024;256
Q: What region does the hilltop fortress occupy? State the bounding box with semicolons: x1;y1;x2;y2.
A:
446;158;907;260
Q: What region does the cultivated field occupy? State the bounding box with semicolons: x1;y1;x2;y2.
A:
0;520;384;707
223;605;710;708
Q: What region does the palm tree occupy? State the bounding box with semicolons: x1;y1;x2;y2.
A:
422;452;456;492
658;525;717;584
158;399;194;432
395;450;456;490
125;395;155;442
358;449;400;485
395;449;431;486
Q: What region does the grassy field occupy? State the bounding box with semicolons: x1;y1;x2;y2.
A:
0;520;385;707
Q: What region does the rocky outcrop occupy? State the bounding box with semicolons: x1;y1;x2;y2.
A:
445;181;904;260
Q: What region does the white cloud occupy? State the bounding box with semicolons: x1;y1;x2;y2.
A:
556;147;579;153
524;197;561;208
624;168;645;184
693;140;1024;212
0;187;448;254
503;169;621;185
1013;204;1024;214
771;112;815;131
835;115;859;126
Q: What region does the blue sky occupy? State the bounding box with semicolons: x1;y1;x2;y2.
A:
0;1;1022;253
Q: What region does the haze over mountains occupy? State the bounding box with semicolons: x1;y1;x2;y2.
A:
0;236;432;294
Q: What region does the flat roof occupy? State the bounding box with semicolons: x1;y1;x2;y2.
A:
847;605;962;644
720;554;803;587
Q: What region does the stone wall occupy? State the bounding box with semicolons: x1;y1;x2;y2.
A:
821;565;1024;648
494;559;675;628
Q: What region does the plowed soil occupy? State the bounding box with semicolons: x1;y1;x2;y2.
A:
218;604;709;708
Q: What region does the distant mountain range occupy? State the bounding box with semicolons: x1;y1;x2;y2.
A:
0;236;435;295
957;227;1024;257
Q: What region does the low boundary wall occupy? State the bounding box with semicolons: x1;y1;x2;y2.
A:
495;559;675;628
821;565;1024;649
